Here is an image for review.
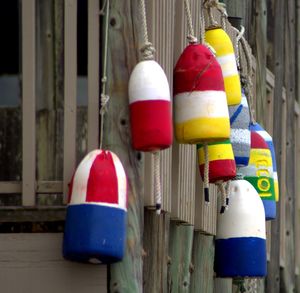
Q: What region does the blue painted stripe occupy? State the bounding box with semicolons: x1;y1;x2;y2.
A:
235;156;249;166
262;199;276;220
63;204;127;263
215;237;267;277
230;104;243;125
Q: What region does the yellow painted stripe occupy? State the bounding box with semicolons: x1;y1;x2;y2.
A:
224;74;242;105
198;143;234;165
205;28;234;56
175;117;230;144
274;179;279;202
249;149;272;167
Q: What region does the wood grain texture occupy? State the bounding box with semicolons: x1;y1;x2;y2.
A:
190;233;215;293
105;1;144;292
214;278;232;293
143;210;170;293
0;234;106;293
168;222;194;293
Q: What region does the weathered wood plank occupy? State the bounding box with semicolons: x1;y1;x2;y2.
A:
87;0;99;152
190;233;214;293
214;278;232;293
168;222;194;293
63;0;77;203
281;1;297;292
22;0;36;206
0;234;106;293
105;1;144;292
143;210;170;293
265;0;285;292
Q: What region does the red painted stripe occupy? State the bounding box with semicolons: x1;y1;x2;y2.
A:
130;100;173;151
251;131;269;149
199;159;236;183
174;44;225;95
86;151;119;204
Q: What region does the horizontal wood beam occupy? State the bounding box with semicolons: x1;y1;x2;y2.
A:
0;181;63;194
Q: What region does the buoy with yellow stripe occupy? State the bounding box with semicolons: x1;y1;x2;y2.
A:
205;27;242;105
250;122;279;202
197;140;236;183
174;43;230;144
239;131;276;220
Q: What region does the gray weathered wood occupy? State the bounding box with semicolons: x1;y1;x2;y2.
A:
63;0;77;203
143;210;170;293
105;1;144;292
0;234;106;293
22;0;36;206
190;233;215;293
87;0;100;152
168;222;194;292
214;278;232;293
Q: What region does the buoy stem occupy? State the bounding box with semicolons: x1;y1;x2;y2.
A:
204;143;210;203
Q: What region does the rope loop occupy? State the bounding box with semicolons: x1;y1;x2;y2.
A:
140;42;156;61
183;0;198;44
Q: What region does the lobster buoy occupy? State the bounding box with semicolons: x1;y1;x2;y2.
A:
197;139;236;183
174;43;230;144
129;60;173;151
239;131;276;220
215;179;267;277
228;92;251;166
250;122;279;202
205;27;242;106
63;150;127;264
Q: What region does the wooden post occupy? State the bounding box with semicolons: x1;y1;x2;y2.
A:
190;233;215;293
168;222;194;292
266;0;285;292
105;1;144;292
143;210;170;293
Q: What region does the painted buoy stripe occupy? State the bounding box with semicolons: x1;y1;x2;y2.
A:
248;149;272;167
198;144;234;164
197;140;231;148
230;104;243;124
244;176;275;200
70;150;101;205
230;129;251;145
174;90;228;123
129;60;170;104
217;54;238;78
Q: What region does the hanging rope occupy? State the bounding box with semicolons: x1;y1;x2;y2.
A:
203;0;227;29
203;143;210;203
232;25;245;70
139;0;155;60
183;0;198;44
240;33;255;123
139;0;162;213
199;1;206;44
99;0;110;150
153;152;161;214
217;182;227;213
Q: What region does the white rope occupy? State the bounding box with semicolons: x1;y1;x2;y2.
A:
203;0;226;28
139;0;155;60
233;25;245;69
203;143;210;203
99;0;110;150
217;182;227;213
200;2;206;44
183;0;198;43
153;152;161;214
240;34;255;123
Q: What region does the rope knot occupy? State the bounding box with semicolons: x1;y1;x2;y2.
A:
100;94;110;115
140;42;155;61
187;35;198;44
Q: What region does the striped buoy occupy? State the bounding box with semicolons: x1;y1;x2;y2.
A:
215;179;267;277
250;122;279;202
197;139;236;183
205;27;242;106
239;131;276;220
129;60;173;151
174;43;230;144
228;92;251;166
63;150;127;264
